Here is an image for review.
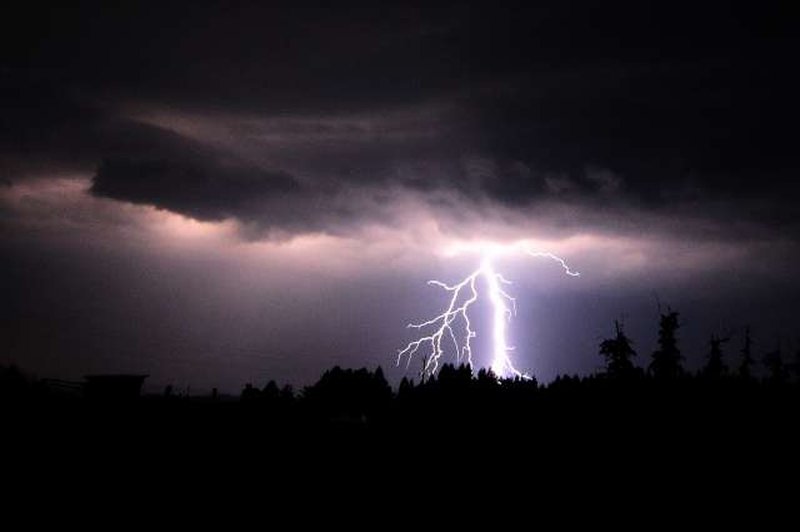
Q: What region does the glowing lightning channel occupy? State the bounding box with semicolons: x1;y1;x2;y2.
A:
397;243;579;379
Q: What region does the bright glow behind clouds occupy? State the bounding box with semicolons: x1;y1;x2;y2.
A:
2;175;795;389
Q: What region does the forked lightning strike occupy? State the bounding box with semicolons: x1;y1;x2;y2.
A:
397;243;579;379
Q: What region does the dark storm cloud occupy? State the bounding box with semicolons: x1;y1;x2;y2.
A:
2;1;798;239
92;158;299;223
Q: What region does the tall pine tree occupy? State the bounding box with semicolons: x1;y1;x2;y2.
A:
702;335;728;379
649;310;683;379
738;327;754;380
599;320;637;378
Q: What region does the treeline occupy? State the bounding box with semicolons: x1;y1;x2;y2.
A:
231;309;798;418
2;309;799;425
4;309;799;493
597;310;796;382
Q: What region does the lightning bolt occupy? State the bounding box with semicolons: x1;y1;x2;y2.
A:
397;243;579;379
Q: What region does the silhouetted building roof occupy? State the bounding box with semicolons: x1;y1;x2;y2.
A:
83;374;148;401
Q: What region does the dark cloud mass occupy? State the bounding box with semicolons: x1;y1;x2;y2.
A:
93;156;299;220
1;1;796;239
2;2;797;232
1;1;799;387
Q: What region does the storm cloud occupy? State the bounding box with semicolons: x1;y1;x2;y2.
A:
2;1;797;240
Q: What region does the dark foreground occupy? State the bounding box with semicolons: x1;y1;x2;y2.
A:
4;366;799;521
5;367;799;466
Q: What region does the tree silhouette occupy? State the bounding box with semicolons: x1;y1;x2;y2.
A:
702;335;728;379
599;320;637;378
475;367;500;393
763;348;787;384
280;384;294;402
398;376;414;399
437;363;473;389
649;310;683;379
303;366;392;421
263;380;280;401
241;383;260;402
738;327;754;380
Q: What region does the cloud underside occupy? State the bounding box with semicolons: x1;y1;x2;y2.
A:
0;98;792;245
64;102;800;245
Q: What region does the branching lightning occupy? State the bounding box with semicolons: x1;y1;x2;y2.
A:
397;243;579;379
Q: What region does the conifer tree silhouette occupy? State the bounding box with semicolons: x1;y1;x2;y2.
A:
599;320;637;378
649;310;683;379
763;348;787;384
702;335;728;379
738;327;754;380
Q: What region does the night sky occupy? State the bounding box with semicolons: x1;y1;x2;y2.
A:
2;1;798;392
